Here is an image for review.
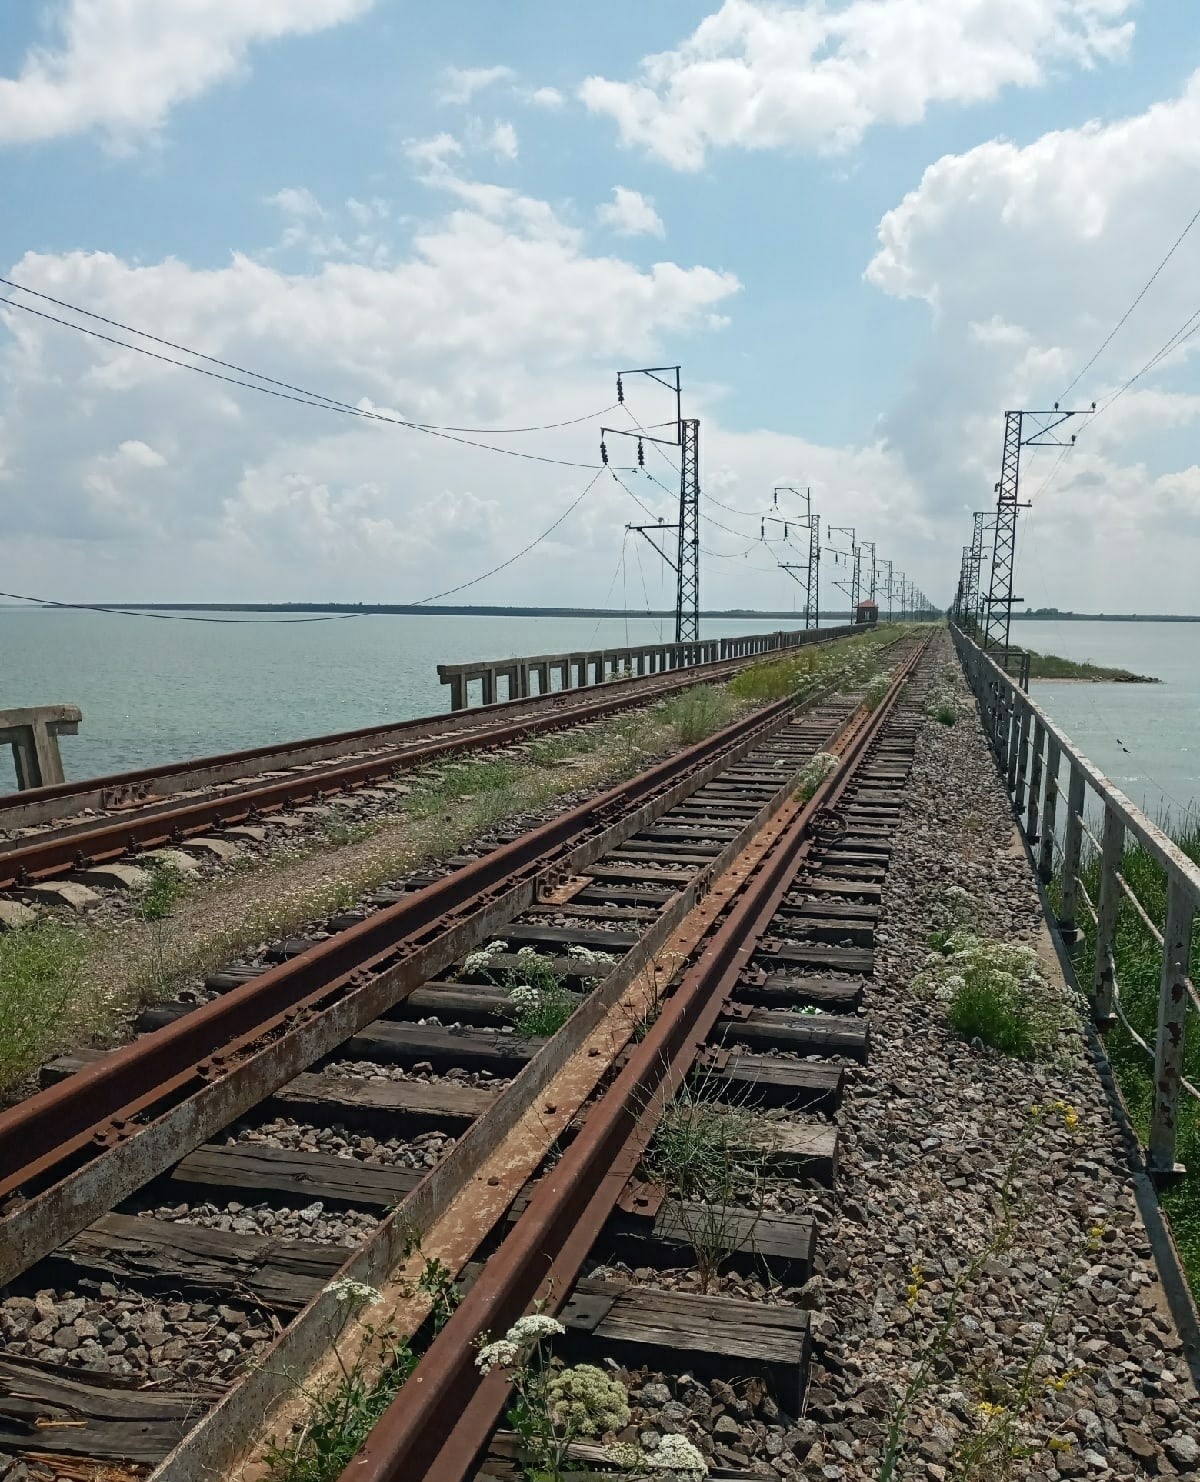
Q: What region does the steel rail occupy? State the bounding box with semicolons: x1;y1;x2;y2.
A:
339;633;931;1482
0;631;862;886
153;681;874;1482
0;690;814;1285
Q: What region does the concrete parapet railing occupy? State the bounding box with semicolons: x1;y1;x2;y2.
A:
437;626;855;711
0;705;81;790
951;623;1199;1179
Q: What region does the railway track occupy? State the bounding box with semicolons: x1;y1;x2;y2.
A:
0;628;861;896
0;631;931;1481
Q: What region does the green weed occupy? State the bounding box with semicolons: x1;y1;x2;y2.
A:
263;1341;416;1482
320;815;371;849
917;931;1065;1061
0;919;85;1089
504;981;577;1038
728;657;800;702
644;1079;775;1291
139;862;185;922
405;758;522;824
416;1256;461;1335
659;685;737;744
863;671;892;712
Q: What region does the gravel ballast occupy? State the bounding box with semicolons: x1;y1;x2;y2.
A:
801;634;1198;1479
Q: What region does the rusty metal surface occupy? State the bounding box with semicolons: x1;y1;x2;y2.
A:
149;686;871;1482
338;635;930;1482
0;695;801;1286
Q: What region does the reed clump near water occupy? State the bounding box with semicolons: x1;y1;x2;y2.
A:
1025;648;1158;683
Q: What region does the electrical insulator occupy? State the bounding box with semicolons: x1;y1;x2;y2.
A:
760;520;765;540
617;375;624;404
784;523;789;539
600;439;609;466
637;438;645;466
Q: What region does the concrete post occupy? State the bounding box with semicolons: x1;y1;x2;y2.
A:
0;706;82;790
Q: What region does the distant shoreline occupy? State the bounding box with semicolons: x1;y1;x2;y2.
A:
1013;612;1200;623
3;603;1198;621
0;604;895;620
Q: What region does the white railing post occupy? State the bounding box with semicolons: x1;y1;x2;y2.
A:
1092;803;1125;1025
1026;716;1045;845
1037;734;1060;883
1058;763;1086;941
1149;875;1194;1177
1010;696;1030;803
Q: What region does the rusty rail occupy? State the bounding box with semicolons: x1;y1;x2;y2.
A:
0;629;862;885
0;691;814;1285
339;634;930;1482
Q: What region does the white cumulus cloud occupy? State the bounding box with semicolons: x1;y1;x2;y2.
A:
0;180;743;601
597;187;665;238
488;121;518;161
0;0;377;146
581;0;1135;169
266;187;327;220
438;64;515;105
860;67;1200;610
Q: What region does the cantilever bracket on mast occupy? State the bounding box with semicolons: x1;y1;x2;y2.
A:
626;521;680;573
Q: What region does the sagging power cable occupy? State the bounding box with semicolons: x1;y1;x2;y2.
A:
0;289;611;470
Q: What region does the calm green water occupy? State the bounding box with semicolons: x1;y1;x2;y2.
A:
1016;620;1200;823
0;609;809;791
4;612;1194;815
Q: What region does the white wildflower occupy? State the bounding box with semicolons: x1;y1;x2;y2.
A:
475;1338;520;1374
798;751;840;799
863;672;891;710
507;983;541;1014
507;1313;565;1345
606;1442;647;1470
567;945;617;969
325;1277;381;1307
475;1313;565;1374
547;1363;630;1436
647;1434;708;1474
464;941;507;974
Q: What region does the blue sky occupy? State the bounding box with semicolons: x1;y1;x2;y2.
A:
2;0;1200;613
